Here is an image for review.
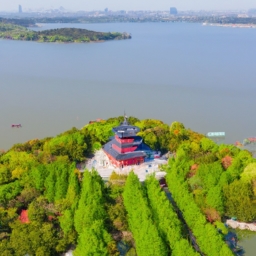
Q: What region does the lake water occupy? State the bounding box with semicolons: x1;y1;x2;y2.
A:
240;235;256;256
1;22;256;150
231;229;256;256
1;22;256;253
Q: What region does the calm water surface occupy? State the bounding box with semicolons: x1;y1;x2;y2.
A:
1;22;256;150
1;22;256;254
240;235;256;256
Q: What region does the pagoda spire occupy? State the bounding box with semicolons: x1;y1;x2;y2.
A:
123;111;128;125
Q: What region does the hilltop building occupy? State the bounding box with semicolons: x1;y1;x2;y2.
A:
103;116;154;168
170;7;178;15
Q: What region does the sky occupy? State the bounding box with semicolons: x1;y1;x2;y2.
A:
0;0;255;12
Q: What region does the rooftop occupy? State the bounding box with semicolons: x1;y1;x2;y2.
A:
112;116;140;137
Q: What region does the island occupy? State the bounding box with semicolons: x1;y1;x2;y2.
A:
0;22;131;43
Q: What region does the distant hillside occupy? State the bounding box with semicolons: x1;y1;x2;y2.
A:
0;17;35;27
0;22;131;43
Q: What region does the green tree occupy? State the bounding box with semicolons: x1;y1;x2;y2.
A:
145;175;199;255
200;137;217;152
0;181;22;206
226;150;253;180
44;165;56;203
54;164;69;202
74;220;111;256
44;128;87;162
59;209;74;234
166;162;233;256
74;170;114;254
206;185;224;214
30;165;49;192
172;239;200;256
123;172;167;256
9;221;57;255
65;166;80;209
0;165;11;184
136;119;170;151
196;162;223;190
169;121;189;152
74;170;106;234
241;163;256;182
27;196;47;223
223;180;256;221
0;207;18;230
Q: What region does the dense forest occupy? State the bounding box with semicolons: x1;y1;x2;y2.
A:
0;22;131;43
0;116;255;255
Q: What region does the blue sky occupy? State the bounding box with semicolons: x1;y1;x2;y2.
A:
0;0;255;12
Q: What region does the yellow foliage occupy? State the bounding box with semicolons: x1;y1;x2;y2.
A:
109;171;127;181
74;169;82;180
241;163;256;182
190;142;200;154
12;167;26;179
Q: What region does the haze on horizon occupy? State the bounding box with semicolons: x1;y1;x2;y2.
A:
0;0;255;12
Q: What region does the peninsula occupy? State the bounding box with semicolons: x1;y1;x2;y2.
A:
0;22;131;43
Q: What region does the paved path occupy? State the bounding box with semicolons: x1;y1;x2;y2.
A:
82;150;167;181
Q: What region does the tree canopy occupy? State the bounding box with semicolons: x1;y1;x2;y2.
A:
0;115;253;255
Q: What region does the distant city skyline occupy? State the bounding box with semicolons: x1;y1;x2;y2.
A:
0;0;255;12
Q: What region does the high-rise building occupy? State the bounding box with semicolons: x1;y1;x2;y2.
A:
18;5;22;13
170;7;178;15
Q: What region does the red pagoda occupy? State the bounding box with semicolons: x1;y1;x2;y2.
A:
103;116;153;167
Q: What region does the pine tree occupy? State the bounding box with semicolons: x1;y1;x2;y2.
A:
74;170;113;255
44;165;56;202
123;172;167;256
54;163;69;201
145;176;199;255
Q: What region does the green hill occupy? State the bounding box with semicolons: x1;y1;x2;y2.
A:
0;116;251;255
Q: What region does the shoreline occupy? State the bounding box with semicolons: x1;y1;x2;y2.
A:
203;22;256;28
226;219;256;232
0;37;127;44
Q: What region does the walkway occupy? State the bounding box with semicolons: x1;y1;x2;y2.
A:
82;149;167;181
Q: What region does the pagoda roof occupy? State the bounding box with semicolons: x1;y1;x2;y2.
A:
103;141;147;161
112;136;143;148
109;139;152;151
113;124;140;133
112;117;140;137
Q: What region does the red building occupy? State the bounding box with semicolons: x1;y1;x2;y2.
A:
103;117;153;167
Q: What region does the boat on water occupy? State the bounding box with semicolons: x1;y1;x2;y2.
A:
11;124;22;128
